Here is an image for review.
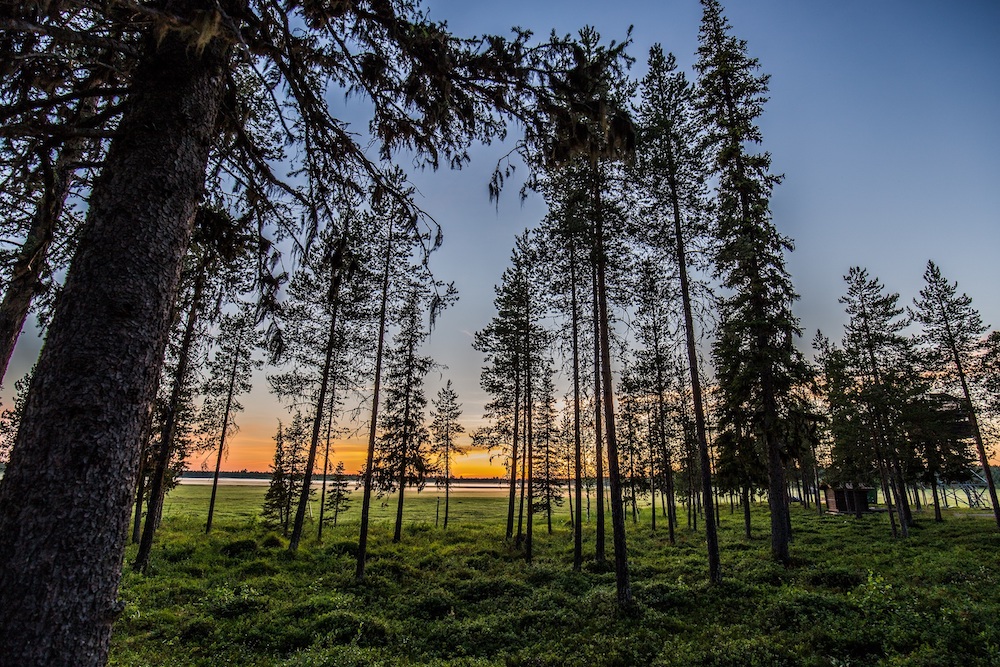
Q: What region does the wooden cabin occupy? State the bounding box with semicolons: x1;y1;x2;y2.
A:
821;484;874;514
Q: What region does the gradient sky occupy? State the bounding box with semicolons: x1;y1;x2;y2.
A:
6;1;1000;475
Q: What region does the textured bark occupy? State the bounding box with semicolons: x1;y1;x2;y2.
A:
0;22;228;667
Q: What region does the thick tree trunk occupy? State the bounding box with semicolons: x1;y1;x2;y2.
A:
0;22;227;666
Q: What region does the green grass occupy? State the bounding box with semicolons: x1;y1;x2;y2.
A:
112;486;1000;667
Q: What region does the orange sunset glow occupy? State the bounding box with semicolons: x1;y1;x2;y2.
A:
194;414;504;479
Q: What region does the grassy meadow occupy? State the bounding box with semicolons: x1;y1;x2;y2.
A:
112;483;1000;666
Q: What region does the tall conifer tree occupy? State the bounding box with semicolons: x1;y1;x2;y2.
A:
696;0;805;564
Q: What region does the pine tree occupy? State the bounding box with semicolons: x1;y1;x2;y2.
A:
430;380;466;530
201;308;262;534
839;267;919;536
323;461;352;528
0;6;557;660
697;0;805;564
635;42;721;581
911;260;1000;528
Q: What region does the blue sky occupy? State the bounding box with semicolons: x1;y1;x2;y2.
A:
407;0;1000;435
6;0;998;472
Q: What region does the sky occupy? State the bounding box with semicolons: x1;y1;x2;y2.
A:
6;0;1000;476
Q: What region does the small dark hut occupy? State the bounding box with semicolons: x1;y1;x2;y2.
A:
821;484;874;515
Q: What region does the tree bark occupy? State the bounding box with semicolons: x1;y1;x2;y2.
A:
0;20;228;666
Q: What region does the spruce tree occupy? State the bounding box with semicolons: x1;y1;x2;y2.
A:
323;461;352;528
911;260;1000;528
201;309;262;534
430;379;466;530
635;43;721;580
696;0;805;564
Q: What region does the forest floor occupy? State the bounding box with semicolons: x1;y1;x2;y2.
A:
111;485;1000;666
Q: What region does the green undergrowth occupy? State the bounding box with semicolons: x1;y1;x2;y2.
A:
111;492;1000;666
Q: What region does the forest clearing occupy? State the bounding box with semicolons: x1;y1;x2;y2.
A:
110;484;1000;667
2;1;998;665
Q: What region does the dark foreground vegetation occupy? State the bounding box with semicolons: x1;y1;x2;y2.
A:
112;488;1000;667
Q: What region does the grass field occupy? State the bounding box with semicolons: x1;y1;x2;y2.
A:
112;483;1000;666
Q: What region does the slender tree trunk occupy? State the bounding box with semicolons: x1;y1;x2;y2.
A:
134;267;207;573
516;406;527;547
931;477;943;522
393;343;416;544
648;432;657;531
0;20;228;665
506;358;520;540
665;133;721;582
525;336;534;563
592;262;605;563
206;338;242;534
953;355;1000;528
592;159;632;608
132;451;148;544
356;221;393;581
444;437;451;530
317;393;335;541
571;239;584;570
0;76;105;385
742;485;752;539
290;242;347;552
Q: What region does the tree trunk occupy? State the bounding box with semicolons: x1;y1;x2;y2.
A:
593;159;632;608
131;449;148;544
506;357;520;540
317;400;335;541
393;342;416;544
742;485;752;539
356;221;393;580
592;262;605;563
133;262;206;573
931;477;943;522
0;20;228;665
0;77;104;385
206;339;241;534
290;261;345;552
570;238;583;570
665;129;721;582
